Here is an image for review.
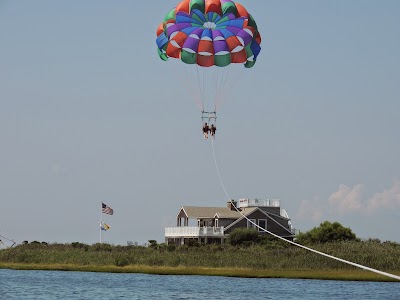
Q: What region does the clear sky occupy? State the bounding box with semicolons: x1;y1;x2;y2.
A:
1;0;399;245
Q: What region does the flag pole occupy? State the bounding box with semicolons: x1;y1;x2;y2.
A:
100;202;103;244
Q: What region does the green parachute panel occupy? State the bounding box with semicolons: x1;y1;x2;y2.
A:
190;0;205;13
222;2;237;15
214;54;231;67
181;50;197;65
164;8;176;23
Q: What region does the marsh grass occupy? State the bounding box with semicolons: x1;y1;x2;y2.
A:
1;241;399;281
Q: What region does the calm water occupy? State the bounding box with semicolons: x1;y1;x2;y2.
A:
0;269;399;300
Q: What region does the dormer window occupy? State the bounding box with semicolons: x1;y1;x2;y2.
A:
258;219;267;231
247;219;257;229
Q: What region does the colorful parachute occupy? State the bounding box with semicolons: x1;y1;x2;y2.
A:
156;0;262;68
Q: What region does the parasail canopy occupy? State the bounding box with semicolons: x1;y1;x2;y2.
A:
156;0;262;68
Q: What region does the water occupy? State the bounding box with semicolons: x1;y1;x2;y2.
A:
0;269;399;300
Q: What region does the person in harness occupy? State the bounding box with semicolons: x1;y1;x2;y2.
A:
210;124;217;138
203;123;210;139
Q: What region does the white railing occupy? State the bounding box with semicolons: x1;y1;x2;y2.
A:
238;198;281;208
165;227;225;237
280;209;289;219
291;228;300;235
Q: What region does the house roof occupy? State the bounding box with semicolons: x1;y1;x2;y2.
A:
181;206;257;219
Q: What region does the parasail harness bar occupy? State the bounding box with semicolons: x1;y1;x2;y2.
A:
202;111;217;124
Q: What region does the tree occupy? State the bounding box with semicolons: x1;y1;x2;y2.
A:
148;240;158;249
296;221;359;244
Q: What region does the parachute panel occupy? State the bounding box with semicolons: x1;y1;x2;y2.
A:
190;0;206;13
206;0;222;15
156;0;261;68
221;2;237;15
176;0;191;14
214;53;231;67
181;50;197;64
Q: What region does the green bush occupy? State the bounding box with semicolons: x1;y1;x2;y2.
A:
260;235;289;249
228;228;261;246
1;239;399;271
148;240;158;249
296;221;359;244
71;242;88;249
167;244;176;252
114;255;130;267
187;239;200;247
91;243;113;252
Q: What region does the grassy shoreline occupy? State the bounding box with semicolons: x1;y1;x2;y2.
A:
1;263;399;282
0;263;400;282
1;241;399;282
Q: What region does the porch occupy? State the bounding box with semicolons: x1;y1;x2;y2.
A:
165;226;225;237
165;226;225;245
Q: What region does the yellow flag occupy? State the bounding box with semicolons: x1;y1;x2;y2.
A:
100;222;111;231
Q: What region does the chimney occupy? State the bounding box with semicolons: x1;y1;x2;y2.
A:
227;200;237;211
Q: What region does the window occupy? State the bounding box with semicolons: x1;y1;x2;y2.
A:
258;219;267;232
247;219;257;229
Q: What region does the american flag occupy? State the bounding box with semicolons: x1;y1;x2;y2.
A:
102;202;114;215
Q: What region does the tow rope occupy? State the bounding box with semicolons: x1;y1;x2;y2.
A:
211;139;400;281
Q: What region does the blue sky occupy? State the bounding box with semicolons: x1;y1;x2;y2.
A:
1;0;399;245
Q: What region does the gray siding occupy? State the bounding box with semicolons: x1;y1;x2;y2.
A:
218;219;236;227
225;209;293;239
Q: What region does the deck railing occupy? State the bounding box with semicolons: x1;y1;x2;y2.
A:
238;198;281;208
165;226;225;237
291;228;300;235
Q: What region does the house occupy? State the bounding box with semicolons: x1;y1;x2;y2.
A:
165;198;298;245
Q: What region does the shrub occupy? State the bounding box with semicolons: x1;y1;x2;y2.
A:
91;243;113;252
114;256;130;267
167;244;176;252
296;221;359;244
260;234;288;249
228;228;261;246
71;242;88;249
187;239;200;247
148;240;158;249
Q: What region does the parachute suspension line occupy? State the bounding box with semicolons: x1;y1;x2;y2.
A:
215;65;230;111
170;62;203;111
216;66;229;111
203;68;206;110
213;69;220;112
214;60;246;112
214;67;218;112
210;139;400;281
220;63;246;111
196;66;205;112
188;64;204;112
